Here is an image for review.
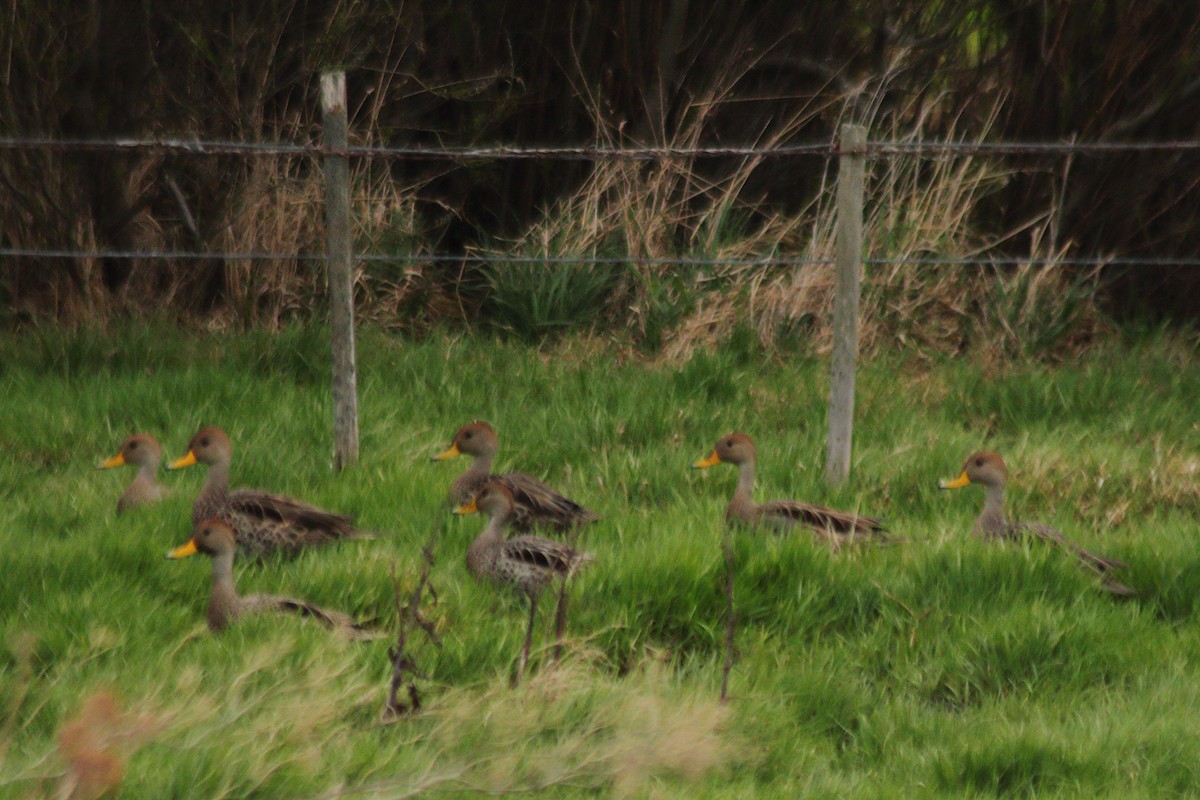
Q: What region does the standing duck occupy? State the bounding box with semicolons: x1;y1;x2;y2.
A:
432;421;597;532
97;433;168;514
939;451;1136;595
166;519;376;637
168;426;370;558
692;433;887;543
454;481;594;680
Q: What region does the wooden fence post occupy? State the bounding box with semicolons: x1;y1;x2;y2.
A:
321;71;359;469
825;124;866;486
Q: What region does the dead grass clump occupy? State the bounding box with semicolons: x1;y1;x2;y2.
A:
660;101;1109;362
345;651;742;798
54;692;159;800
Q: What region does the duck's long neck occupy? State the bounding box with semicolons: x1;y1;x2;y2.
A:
467;450;495;477
734;461;756;502
727;461;757;519
466;513;507;575
136;461;160;484
978;483;1007;530
202;458;231;498
207;550;240;630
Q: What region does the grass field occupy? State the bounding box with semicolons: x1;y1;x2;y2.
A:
2;323;1199;798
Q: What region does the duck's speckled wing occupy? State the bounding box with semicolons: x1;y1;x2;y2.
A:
1007;520;1135;595
226;488;356;529
758;500;886;537
502;535;592;576
496;472;598;532
243;594;383;640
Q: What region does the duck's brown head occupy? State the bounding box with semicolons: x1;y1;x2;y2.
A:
940;450;1008;490
169;427;231;470
98;433;163;470
431;421;498;461
452;480;515;520
166;518;236;559
693;433;757;469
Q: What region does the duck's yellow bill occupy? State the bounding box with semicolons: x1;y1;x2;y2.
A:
453;498;478;515
939;471;971;490
692;451;722;469
98;452;126;469
168;451;198;470
166;539;198;559
431;443;461;462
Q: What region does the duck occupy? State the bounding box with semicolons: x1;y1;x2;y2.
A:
454;481;594;679
166;518;377;637
692;433;887;544
432;421;597;532
97;433;169;514
939;450;1136;596
168;426;371;558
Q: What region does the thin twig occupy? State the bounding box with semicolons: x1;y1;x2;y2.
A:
385;524;443;718
720;527;736;703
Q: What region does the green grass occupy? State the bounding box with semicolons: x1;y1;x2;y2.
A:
1;324;1199;797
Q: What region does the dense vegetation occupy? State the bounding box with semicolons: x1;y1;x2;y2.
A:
2;325;1199;796
3;1;1200;330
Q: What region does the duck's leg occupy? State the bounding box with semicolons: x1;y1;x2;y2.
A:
552;578;570;664
517;592;540;684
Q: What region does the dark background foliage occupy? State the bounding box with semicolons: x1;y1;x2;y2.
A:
2;0;1198;324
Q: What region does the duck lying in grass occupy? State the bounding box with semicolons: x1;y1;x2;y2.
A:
167;518;378;638
454;481;594;680
96;433;169;514
169;426;372;558
433;420;597;533
693;433;888;545
940;450;1136;596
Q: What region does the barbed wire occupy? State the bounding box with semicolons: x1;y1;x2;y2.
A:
3;248;1198;268
4;136;1200;161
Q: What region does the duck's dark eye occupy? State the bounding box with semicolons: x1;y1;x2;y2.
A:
725;439;733;447
129;441;138;450
975;458;983;467
464;431;473;439
200;438;210;447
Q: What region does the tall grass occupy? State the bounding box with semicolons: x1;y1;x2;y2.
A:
1;325;1198;796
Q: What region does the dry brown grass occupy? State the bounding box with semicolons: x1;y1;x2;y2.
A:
1;636;739;799
340;649;740;798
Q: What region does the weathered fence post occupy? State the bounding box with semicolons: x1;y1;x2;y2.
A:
321;71;359;469
825;124;866;486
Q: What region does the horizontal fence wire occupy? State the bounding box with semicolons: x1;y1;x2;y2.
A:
5;136;1200;160
4;135;1198;267
3;249;1200;268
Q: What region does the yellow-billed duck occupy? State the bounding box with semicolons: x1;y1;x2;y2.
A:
454;481;593;678
693;433;887;544
166;518;377;637
168;426;370;558
432;421;597;532
939;450;1135;596
97;433;168;514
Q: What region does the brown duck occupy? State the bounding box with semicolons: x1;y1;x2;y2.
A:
455;481;594;678
168;426;370;558
97;433;169;514
432;421;597;532
693;433;887;543
940;451;1136;596
167;518;377;637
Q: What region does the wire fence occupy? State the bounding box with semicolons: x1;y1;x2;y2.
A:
4;133;1200;268
9;84;1197;474
4;248;1200;268
6;136;1200;159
